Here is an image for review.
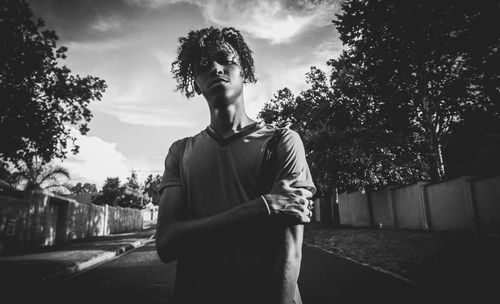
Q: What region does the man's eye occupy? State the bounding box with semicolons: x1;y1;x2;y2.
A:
214;53;230;65
199;57;209;67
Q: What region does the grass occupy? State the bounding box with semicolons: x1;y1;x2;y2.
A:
304;224;500;290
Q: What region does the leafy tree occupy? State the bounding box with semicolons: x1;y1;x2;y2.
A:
0;0;106;169
143;174;162;205
334;0;500;181
93;177;121;206
125;172;141;192
70;182;98;194
9;160;70;192
260;65;427;194
93;174;144;209
121;172;143;208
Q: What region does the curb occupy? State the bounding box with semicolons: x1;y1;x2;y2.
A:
36;237;156;285
304;242;428;289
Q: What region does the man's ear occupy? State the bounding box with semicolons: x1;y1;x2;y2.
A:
194;81;202;95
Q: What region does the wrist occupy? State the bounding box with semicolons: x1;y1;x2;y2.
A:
260;195;271;216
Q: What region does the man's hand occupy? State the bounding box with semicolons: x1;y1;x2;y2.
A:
263;172;314;224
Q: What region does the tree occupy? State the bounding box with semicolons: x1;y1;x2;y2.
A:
93;174;144;209
260;65;427;194
70;182;98;194
0;0;106;169
334;0;500;181
9;160;70;192
121;172;143;208
93;177;121;206
143;174;162;205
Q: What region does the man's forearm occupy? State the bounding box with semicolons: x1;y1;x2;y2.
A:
270;224;304;304
156;196;267;263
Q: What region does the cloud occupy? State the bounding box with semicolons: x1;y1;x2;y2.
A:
312;37;345;63
91;15;123;32
97;102;198;127
153;49;176;75
90;49;200;128
65;39;127;52
123;0;202;8
56;131;130;189
123;0;340;43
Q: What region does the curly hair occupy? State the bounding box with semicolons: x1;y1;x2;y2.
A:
171;27;257;98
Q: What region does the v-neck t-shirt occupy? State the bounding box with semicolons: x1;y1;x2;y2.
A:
160;121;316;304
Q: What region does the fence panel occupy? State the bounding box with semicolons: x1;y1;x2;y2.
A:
347;191;371;227
425;177;475;231
338;192;350;226
370;189;394;229
472;176;500;234
392;184;426;230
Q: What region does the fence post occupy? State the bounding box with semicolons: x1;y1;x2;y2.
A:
366;190;374;228
103;204;109;236
462;176;480;232
330;188;340;226
387;187;397;230
313;198;321;222
418;182;431;231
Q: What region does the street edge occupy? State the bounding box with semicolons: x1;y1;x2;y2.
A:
36;237;156;285
304;242;429;289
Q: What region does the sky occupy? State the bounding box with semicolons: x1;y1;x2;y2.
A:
26;0;345;189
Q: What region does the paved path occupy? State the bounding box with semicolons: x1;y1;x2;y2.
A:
2;229;482;304
8;243;438;304
300;245;429;304
0;230;155;303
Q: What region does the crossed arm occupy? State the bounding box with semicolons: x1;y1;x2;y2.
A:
155;173;313;263
155;175;313;304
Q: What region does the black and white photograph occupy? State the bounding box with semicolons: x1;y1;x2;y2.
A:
1;0;499;303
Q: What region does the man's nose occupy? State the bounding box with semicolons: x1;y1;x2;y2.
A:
209;61;225;75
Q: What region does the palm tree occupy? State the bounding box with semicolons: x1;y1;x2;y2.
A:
10;161;70;192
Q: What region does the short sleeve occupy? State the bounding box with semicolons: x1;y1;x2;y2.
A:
274;129;317;195
158;138;186;196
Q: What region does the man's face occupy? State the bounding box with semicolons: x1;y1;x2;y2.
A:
193;42;244;107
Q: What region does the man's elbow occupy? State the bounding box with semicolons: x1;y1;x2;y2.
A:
155;235;177;263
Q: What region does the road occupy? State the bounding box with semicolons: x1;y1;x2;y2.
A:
26;243;438;304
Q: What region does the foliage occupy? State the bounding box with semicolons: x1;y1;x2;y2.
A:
260;66;427;194
121;172;143;208
0;0;107;169
260;0;500;193
143;174;162;205
333;0;500;180
9;160;70;192
69;182;98;194
93;173;144;209
93;177;122;206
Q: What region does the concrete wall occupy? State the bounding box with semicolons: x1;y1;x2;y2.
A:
338;191;371;227
335;175;499;234
470;176;500;234
142;205;158;224
0;191;143;251
392;183;428;230
425;177;475;231
338;191;350;226
0;195;31;251
369;188;394;229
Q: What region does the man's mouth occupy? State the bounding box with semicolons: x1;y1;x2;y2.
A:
209;78;228;87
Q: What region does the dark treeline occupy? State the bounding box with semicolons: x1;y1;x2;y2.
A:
259;0;500;195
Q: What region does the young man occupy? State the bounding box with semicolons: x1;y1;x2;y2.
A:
156;27;316;304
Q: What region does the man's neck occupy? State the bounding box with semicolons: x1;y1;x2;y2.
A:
209;101;255;138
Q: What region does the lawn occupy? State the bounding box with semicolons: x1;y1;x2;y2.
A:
304;224;500;290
